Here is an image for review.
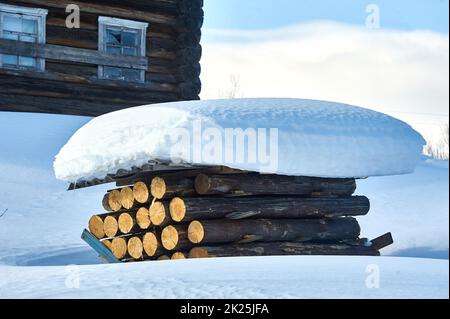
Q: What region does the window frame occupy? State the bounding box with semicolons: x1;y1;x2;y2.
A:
98;16;148;83
0;3;48;71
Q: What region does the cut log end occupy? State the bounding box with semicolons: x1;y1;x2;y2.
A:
103;215;119;238
102;239;112;250
171;252;186;260
127;237;143;260
189;247;209;259
136;207;151;229
108;189;122;212
151;176;166;199
118;213;135;234
194;173;211;195
149;201;166;226
133;181;150;204
120;187;135;210
188;220;204;244
161;225;179;250
111;237;127;259
142;232;159;257
88;215;105;239
169;197;186;222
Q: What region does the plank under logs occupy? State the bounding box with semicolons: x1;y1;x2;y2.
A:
169;196;370;222
187;218;361;245
194;174;357;197
188;241;380;258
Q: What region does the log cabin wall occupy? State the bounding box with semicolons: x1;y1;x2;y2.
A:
0;0;203;116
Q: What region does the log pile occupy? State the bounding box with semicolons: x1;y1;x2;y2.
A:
85;169;393;262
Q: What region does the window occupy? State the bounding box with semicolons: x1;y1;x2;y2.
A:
98;17;148;83
0;4;47;71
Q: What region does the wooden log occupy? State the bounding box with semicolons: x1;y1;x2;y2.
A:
120;187;137;210
136;207;152;230
370;233;394;250
169;196;370;223
142;232;165;258
187;218;361;245
194;174;356;197
102;193;112;212
133;181;150;204
161;225;193;251
171;252;186;260
127;236;144;260
188;242;380;258
118;212;141;235
103;215;119;238
107;189;122;212
101;239;112;251
149;201;171;227
150;176;196;199
88;215;106;239
157;255;171;261
111;237;128;260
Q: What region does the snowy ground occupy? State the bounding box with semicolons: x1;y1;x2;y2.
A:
0;112;448;298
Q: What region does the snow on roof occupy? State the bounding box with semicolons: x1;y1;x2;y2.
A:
54;98;426;183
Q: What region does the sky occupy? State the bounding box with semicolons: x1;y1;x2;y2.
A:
200;1;449;144
203;0;449;33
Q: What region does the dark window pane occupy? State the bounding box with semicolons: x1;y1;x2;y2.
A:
106;45;121;55
104;66;122;79
4;16;21;32
19;35;37;43
2;54;18;65
123;47;138;56
19;56;37;67
106;29;121;45
22;18;37;34
122;68;141;82
3;32;19;40
122;31;137;47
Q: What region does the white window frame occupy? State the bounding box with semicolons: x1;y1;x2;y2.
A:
0;3;48;71
98;16;148;83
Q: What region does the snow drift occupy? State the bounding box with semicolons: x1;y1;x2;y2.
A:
54;98;425;182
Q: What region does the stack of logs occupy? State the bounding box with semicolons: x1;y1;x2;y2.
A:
87;168;387;262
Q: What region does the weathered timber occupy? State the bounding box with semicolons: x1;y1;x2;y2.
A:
150;176;196;199
0;39;148;70
161;225;193;251
195;173;356;196
115;166;245;187
169;196;370;222
189;242;380;258
370;232;394;250
187;218;361;245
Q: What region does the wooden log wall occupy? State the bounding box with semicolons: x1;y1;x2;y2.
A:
0;0;203;116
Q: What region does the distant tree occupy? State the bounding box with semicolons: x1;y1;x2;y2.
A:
219;74;244;99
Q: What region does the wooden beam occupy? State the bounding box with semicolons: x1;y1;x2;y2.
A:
0;38;148;70
14;0;177;25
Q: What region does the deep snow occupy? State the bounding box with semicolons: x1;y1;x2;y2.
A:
0;256;448;299
53;99;425;182
0;111;447;298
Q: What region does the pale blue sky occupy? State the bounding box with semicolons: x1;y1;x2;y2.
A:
204;0;449;33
